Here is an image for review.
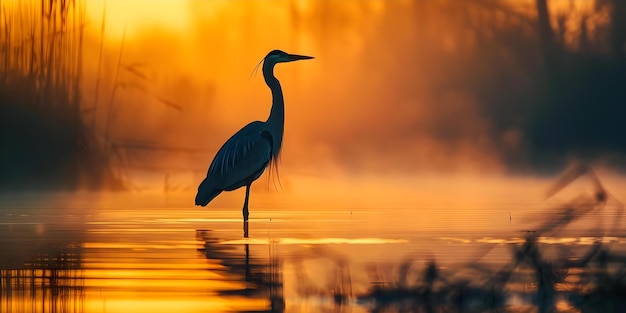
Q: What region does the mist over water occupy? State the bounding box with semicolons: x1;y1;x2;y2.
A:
1;174;625;312
74;0;626;185
2;0;626;312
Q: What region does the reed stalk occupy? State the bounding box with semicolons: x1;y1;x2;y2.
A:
0;0;121;190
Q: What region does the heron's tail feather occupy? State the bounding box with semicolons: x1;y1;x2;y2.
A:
195;179;221;206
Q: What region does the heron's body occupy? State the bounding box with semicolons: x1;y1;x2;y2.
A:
195;50;313;221
196;121;271;205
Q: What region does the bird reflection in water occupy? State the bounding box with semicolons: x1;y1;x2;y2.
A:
195;229;285;312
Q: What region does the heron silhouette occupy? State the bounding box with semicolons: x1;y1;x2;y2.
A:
195;50;313;223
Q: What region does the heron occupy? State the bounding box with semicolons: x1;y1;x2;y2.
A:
195;50;313;222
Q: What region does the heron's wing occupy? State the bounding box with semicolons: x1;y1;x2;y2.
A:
206;121;272;189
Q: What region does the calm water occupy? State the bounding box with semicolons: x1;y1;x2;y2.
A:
1;193;625;313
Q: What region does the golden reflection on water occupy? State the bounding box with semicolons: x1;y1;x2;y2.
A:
0;205;275;313
1;183;625;312
79;226;272;313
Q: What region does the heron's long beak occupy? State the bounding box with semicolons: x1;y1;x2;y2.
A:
287;54;314;62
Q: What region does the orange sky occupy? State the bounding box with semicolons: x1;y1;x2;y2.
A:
69;0;626;208
82;1;497;173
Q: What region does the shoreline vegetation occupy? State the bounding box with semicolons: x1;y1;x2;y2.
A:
0;0;122;191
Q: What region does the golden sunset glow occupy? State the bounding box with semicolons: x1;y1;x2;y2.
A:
61;0;626;212
2;0;624;230
2;1;626;311
85;0;193;38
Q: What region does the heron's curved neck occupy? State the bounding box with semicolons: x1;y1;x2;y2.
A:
263;62;284;127
262;61;284;157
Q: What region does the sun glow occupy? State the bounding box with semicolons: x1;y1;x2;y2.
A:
66;0;626;210
85;0;196;38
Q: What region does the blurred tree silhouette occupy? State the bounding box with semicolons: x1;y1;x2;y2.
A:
448;0;626;172
524;0;626;172
420;0;626;172
292;0;626;174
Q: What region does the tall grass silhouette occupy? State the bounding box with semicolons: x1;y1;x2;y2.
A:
0;0;121;190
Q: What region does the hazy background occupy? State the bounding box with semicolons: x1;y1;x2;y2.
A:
1;0;625;208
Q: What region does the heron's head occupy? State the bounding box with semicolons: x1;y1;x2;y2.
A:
264;50;314;65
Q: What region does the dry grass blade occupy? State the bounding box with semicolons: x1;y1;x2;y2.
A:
155;95;183;111
122;63;149;81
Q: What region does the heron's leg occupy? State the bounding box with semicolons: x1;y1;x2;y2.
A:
243;184;251;221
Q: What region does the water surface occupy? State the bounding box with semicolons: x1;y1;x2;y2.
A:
1;193;625;312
